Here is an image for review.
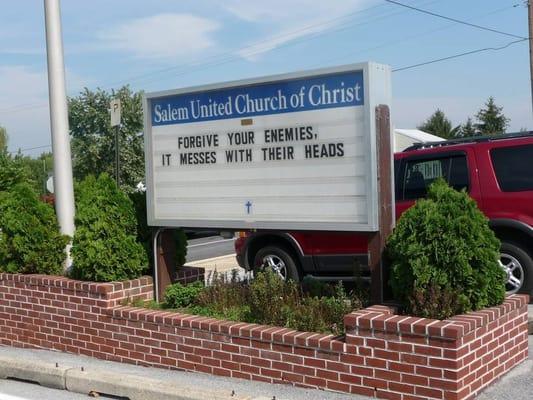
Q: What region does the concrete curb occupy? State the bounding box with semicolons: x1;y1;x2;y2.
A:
0;355;250;400
0;356;69;390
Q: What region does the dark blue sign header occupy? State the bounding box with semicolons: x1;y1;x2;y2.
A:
150;70;364;126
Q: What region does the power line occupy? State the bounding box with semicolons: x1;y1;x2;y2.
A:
11;38;529;154
384;0;526;40
100;0;439;90
0;0;412;115
0;0;437;115
308;2;523;69
15;144;52;153
392;38;528;72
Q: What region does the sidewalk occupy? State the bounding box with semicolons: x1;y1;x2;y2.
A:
186;254;247;283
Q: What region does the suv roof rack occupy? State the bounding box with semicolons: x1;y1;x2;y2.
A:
403;131;533;151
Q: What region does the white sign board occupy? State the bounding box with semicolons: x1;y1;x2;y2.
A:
144;62;391;231
110;98;121;127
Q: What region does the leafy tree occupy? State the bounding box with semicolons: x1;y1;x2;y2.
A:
0;152;33;193
70;173;147;282
11;152;53;195
68;86;144;192
418;109;460;139
0;183;69;274
475;97;509;135
458;117;477;137
0;126;7;154
387;180;505;319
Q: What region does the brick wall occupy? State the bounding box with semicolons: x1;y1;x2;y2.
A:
0;273;528;400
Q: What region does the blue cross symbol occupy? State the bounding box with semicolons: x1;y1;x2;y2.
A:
245;201;252;214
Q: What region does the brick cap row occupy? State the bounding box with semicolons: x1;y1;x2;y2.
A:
0;273;153;295
344;294;529;340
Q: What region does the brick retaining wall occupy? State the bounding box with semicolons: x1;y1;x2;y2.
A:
0;273;528;400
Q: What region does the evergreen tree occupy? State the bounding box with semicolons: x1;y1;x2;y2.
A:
459;117;477;137
0;126;7;154
475;97;509;135
418;109;460;139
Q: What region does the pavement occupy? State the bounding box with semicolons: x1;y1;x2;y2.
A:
186;253;248;284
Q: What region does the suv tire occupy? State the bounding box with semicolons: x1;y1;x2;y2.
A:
253;246;300;282
500;242;533;296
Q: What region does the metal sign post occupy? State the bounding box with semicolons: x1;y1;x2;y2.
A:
110;98;121;186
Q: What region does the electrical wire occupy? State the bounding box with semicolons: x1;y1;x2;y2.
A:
384;0;526;39
392;38;528;72
0;0;439;116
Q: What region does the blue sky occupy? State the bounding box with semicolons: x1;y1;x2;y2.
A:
0;0;530;155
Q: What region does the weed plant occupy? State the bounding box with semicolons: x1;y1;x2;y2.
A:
162;270;363;334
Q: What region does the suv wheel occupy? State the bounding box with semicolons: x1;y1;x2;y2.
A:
253;246;300;282
499;242;533;295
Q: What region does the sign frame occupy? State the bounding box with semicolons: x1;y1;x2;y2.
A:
143;62;391;231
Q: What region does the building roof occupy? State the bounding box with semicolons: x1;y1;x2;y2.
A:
395;129;444;143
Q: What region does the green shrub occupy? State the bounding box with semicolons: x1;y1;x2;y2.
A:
0;153;33;193
387;179;505;318
0;183;69;274
157;270;362;334
70;174;147;282
195;270;250;319
249;270;300;327
164;281;204;308
129;191;187;269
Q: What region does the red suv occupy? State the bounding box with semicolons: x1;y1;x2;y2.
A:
235;132;533;296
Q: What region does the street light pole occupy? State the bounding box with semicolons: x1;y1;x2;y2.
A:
44;0;75;269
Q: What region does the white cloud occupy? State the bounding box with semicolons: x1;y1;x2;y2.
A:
221;0;376;60
98;13;220;60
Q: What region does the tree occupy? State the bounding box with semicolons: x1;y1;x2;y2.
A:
475;97;509;135
0;126;7;154
68;86;144;192
0;183;69;275
70;173;147;282
458;117;477;138
0;152;33;193
417;109;460;139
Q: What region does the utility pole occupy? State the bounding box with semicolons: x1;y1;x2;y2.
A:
44;0;75;269
529;1;533;116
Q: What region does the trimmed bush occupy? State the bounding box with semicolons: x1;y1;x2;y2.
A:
175;270;360;334
387;179;505;319
70;174;147;282
0;183;69;274
164;281;204;308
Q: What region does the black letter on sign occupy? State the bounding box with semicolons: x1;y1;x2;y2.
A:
162;154;171;166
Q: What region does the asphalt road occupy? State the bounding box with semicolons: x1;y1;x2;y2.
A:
0;379;97;400
186;235;235;262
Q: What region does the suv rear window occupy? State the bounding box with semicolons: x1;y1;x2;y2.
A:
491;144;533;192
401;155;468;200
